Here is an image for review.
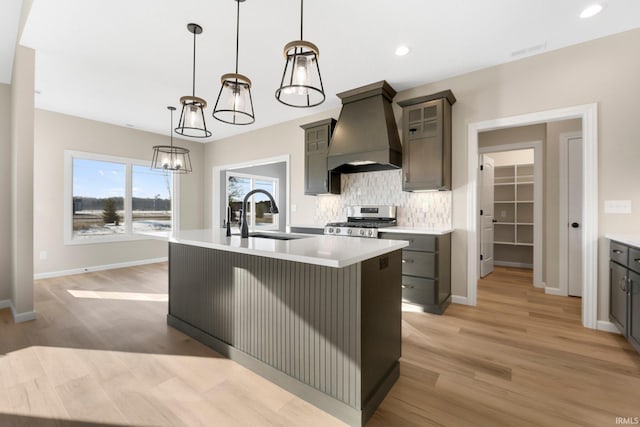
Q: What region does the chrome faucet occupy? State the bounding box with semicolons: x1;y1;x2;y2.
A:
240;189;279;238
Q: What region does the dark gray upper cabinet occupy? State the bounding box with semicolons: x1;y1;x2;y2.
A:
300;118;340;195
398;90;456;191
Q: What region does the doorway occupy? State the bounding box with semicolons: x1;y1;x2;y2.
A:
467;104;598;329
211;155;290;233
479;147;541;285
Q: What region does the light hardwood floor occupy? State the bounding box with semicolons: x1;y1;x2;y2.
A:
1;265;638;426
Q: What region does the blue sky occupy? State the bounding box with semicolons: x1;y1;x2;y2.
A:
73;159;171;199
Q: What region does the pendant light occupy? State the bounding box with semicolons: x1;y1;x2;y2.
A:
152;106;193;173
275;0;325;108
213;0;255;125
175;23;212;138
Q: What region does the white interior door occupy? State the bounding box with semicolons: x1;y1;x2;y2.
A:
568;137;583;297
480;154;495;277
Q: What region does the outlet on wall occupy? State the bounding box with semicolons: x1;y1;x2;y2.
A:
39;251;47;260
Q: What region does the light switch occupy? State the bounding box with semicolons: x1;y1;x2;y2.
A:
291;204;297;213
604;200;632;214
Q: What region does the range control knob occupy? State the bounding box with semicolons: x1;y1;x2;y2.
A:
359;229;366;236
368;230;373;236
336;228;341;234
328;227;334;234
347;229;353;235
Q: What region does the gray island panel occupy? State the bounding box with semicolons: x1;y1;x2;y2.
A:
167;241;402;426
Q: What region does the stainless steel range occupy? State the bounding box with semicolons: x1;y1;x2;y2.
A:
324;205;397;238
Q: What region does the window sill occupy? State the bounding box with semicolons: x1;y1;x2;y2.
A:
64;232;169;246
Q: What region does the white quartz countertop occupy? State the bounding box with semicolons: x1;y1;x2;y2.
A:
380;227;453;236
289;224;453;235
170;229;409;268
606;234;640;248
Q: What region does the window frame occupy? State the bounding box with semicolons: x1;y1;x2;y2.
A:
225;171;279;231
64;150;179;245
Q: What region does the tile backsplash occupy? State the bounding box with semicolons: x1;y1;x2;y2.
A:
314;169;451;228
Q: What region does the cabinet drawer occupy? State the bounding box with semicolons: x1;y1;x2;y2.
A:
381;233;436;252
402;250;435;278
401;276;438;306
628;247;640;273
610;241;628;265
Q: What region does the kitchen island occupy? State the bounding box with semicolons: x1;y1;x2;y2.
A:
167;229;409;426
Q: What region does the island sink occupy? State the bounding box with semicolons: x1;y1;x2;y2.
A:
248;232;309;240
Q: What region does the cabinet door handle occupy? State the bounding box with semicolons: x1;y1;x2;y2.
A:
404;173;409;182
402;284;414;289
620;276;628;292
634;258;640;264
402;259;414;264
613;249;623;254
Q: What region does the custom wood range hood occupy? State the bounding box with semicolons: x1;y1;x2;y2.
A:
327;80;403;173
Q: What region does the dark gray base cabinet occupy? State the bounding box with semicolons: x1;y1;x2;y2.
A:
609;240;640;354
378;232;451;314
168;242;402;426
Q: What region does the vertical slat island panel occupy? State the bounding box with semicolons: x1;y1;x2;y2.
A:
167;242;402;426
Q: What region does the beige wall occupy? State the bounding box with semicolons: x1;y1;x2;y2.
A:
203;28;640;322
203;107;340;229
395;28;640;321
34;110;205;275
485;149;534;167
0;83;10;301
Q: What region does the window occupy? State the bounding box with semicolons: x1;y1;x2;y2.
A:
66;151;175;243
226;172;278;231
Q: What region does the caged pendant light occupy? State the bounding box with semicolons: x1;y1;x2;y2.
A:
213;0;255;125
175;23;212;138
152;106;193;173
275;0;325;108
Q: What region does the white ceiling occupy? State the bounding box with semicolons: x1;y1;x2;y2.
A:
13;0;640;142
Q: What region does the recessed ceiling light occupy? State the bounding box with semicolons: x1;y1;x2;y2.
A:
580;4;603;18
395;45;410;56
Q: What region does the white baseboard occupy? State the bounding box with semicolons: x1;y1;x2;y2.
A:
1;299;36;322
596;320;622;334
545;287;567;296
11;305;36;323
494;261;533;269
34;257;168;280
451;295;469;305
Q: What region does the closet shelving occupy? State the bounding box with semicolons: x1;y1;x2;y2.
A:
493;163;534;267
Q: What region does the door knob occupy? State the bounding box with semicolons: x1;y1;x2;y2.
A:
571;222;579;228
